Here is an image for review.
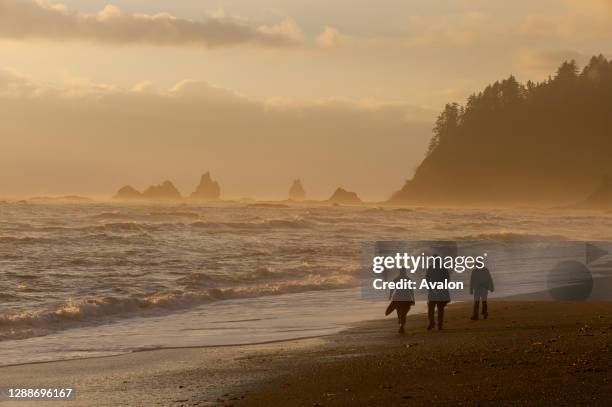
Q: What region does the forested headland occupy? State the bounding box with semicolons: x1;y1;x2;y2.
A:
392;55;612;205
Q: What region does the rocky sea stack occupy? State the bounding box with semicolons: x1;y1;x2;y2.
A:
142;180;182;201
288;179;306;201
581;176;612;209
190;172;221;200
114;186;143;200
329;187;361;204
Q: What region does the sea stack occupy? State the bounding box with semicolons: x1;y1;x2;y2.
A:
288;179;306;201
190;172;221;200
114;186;143;200
581;176;612;209
329;187;361;204
142;180;182;201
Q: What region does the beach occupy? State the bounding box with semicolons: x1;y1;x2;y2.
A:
2;300;611;406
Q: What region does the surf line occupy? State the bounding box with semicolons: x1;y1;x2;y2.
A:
373;278;464;290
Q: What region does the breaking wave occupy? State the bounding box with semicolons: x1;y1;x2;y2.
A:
191;217;314;230
454;232;569;241
0;235;52;243
0;274;356;341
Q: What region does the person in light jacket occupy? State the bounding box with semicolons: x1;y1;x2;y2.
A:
470;266;494;320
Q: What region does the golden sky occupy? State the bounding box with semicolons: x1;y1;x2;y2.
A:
1;0;611;199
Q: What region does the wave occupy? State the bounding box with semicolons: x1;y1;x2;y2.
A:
265;219;313;228
191;217;315;230
93;211;201;221
102;222;143;231
91;222;185;233
5;272;40;280
392;208;414;213
0;235;52;243
147;211;201;220
93;212;131;220
80;232;153;242
453;232;569;241
0;274;356;341
361;207;386;214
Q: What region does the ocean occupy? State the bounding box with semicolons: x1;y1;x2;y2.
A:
0;201;609;365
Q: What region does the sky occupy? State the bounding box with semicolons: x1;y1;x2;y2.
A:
1;0;611;199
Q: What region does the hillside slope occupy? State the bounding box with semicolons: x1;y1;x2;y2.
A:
392;55;612;205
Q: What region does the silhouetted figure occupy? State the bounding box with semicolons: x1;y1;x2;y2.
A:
385;268;415;334
470;267;494;320
425;260;450;330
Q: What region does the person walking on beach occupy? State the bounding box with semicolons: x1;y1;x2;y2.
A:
385;268;415;334
470;266;494;320
425;259;451;330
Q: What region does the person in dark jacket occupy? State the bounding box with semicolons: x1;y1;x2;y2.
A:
385;268;415;334
470;266;494;320
425;259;451;330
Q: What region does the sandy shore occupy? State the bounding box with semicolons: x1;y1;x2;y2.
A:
0;337;326;406
1;301;611;406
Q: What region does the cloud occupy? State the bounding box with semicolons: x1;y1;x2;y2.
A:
316;26;349;49
514;49;591;76
0;69;434;199
167;80;250;103
0;68;53;97
402;12;490;47
0;0;303;48
521;0;612;39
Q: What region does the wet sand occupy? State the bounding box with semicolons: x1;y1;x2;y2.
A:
1;301;611;406
0;337;325;407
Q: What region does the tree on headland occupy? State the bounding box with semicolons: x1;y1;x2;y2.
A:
392;55;612;205
427;102;461;156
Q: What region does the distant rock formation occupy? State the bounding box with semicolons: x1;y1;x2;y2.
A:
581;176;612;209
142;181;182;201
114;186;143;200
288;179;306;201
190;172;221;200
329;187;361;204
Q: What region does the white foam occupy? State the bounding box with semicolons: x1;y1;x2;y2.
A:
0;289;414;367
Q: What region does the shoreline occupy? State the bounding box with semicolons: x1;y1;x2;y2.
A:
0;288;388;368
2;301;611;406
0;333;337;370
